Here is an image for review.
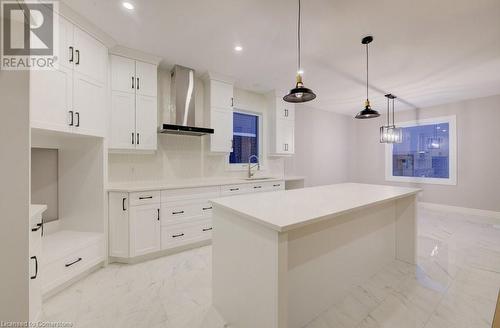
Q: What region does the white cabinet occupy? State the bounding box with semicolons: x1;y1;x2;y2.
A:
30;16;107;137
110;55;158;151
129;203;161;257
29;206;45;322
108;193;130;258
268;94;296;155
204;77;234;153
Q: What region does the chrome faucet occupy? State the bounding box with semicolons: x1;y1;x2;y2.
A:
248;155;260;178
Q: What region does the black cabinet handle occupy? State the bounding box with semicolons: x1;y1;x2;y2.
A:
132;132;135;144
172;233;184;238
30;256;38;280
231;97;234;107
65;257;82;267
285;109;288;117
75;112;80;127
137;77;140;90
122;198;127;211
139;196;153;200
273;184;281;187
31;223;43;235
137;133;140;145
69;46;74;63
69;110;74;126
202;206;212;211
131;76;135;89
202;227;213;232
253;186;262;189
75;49;80;65
172;211;184;215
157;208;160;221
229;188;239;191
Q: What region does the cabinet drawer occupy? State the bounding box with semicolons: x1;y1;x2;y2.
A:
161;201;213;225
129;191;160;206
161;219;212;250
161;186;220;203
220;184;252;196
41;238;104;295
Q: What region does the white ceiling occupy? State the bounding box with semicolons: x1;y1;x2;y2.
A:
63;0;500;115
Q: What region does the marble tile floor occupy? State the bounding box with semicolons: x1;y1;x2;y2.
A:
42;207;500;328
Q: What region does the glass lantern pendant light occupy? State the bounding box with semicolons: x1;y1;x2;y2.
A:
283;0;316;103
380;94;402;143
355;36;380;119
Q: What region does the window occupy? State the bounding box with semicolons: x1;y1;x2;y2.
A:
385;116;456;185
229;112;260;165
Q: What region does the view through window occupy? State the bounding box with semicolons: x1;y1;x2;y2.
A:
229;112;259;164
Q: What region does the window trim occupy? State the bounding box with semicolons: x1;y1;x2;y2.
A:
385;115;457;185
226;109;264;171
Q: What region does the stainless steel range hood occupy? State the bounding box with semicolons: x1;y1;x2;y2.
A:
158;65;214;136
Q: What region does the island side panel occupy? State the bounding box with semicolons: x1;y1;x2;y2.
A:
286;201;397;328
395;194;417;264
212;206;288;328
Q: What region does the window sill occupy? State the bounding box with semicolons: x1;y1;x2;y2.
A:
385;175;457;186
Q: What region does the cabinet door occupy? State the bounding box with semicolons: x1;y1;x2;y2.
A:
30;67;73;133
135;95;157;150
57;16;74;70
73;26;107;85
110;91;136;149
129;204;161;257
73;73;106;137
135;61;157;97
108;193;130;258
210;108;233;153
276;118;295;154
210;80;233;109
111;55;136;94
276;98;295;121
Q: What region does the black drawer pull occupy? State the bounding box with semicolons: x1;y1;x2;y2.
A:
31;223;42;232
273;184;281;187
172;211;184;215
30;256;38;280
139;196;153;200
202;227;213;232
229;188;239;191
202;206;213;211
172;233;184;238
253;186;262;189
157;208;160;221
65;257;82;267
122;198;127;211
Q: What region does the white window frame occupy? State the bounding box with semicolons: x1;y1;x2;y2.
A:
385;115;457;185
226;109;264;171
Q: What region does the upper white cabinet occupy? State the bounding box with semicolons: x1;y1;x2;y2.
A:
204;77;234;153
109;55;158;151
268;94;296;155
30;16;107;137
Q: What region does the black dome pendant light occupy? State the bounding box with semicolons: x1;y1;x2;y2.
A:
355;36;380;119
283;0;316;103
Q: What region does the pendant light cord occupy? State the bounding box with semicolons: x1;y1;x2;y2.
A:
366;43;369;101
392;98;395;127
297;0;301;74
387;97;390;126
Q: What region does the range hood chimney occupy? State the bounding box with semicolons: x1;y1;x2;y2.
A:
159;65;214;136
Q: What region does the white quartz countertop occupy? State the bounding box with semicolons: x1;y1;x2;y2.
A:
106;177;290;192
30;204;47;219
211;183;421;232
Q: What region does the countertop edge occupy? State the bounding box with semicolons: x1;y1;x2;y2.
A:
106;177;287;192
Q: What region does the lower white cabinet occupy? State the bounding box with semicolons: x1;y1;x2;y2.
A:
108;180;284;261
129;203;161;257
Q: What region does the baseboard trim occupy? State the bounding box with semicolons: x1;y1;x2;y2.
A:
419;202;500;224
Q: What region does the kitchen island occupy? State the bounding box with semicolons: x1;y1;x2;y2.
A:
211;183;420;328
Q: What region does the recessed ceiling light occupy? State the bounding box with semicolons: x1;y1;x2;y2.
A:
234;46;243;52
122;2;134;10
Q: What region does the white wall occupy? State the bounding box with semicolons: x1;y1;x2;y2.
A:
31;148;58;222
284;106;356;187
352;94;500;212
108;69;285;183
0;69;30;320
